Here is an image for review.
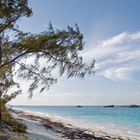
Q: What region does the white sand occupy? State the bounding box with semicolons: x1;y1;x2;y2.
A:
12;113;68;140
11;110;140;140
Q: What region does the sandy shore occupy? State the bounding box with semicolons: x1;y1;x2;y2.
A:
11;109;139;140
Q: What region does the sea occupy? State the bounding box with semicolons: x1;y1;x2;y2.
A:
13;105;140;138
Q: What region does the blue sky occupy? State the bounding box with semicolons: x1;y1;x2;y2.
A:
10;0;140;105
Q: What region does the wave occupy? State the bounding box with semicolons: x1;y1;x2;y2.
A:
127;131;140;136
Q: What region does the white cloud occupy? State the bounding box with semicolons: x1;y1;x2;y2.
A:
83;31;140;81
102;31;140;47
129;32;140;40
103;67;135;81
102;32;128;47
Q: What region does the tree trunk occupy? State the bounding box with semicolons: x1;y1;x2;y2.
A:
0;36;2;127
0;107;2;126
0;94;1;126
0;36;2;62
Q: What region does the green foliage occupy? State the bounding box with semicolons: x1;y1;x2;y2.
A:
0;0;95;101
0;0;32;115
2;110;27;133
0;0;32;33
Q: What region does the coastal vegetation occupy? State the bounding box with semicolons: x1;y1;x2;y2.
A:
2;109;27;132
0;109;29;139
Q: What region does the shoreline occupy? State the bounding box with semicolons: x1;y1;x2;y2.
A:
11;109;139;140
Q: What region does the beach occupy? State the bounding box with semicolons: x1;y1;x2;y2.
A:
11;109;139;140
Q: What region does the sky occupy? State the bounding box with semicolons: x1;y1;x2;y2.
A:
10;0;140;105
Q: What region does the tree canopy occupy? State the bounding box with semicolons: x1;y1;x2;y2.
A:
0;0;95;106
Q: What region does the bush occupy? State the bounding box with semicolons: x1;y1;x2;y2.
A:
2;110;27;133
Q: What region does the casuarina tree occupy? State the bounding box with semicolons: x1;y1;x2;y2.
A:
0;0;95;124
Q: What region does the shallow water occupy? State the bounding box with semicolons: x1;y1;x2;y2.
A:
13;106;140;138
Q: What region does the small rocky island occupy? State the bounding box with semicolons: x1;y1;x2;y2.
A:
121;104;140;108
76;105;82;108
104;105;114;108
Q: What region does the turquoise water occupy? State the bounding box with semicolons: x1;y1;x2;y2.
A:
13;106;140;137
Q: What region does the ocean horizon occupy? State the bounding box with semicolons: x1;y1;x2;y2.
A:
13;105;140;138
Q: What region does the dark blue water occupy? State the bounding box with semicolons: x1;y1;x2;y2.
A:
13;106;140;137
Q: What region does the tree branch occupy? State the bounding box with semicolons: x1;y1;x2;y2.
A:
15;61;48;82
43;51;93;71
0;15;21;33
0;51;28;70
